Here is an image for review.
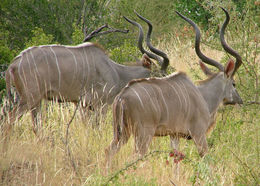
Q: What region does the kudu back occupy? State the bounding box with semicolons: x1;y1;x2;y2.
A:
3;16;169;134
105;8;243;167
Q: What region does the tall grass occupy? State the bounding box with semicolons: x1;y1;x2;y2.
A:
1;28;259;186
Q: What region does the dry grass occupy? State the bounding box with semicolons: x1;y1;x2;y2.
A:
0;37;259;185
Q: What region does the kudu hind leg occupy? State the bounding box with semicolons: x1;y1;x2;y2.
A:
105;135;130;169
2;100;28;150
31;103;42;134
7;100;28;126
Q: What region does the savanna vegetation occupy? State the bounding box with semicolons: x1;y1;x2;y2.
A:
0;0;259;185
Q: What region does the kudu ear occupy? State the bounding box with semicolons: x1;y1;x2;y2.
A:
141;53;152;69
224;59;235;78
199;60;213;76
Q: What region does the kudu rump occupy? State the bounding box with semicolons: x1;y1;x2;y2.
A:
105;8;243;166
3;17;169;133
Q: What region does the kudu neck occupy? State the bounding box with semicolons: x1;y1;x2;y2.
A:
197;73;225;115
115;63;150;87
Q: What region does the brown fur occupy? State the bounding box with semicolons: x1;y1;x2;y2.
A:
4;42;153;134
105;71;210;168
196;73;218;85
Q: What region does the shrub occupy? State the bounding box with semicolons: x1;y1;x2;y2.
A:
24;27;55;48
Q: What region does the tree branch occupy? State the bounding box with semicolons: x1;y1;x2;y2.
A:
83;24;129;42
245;101;260;105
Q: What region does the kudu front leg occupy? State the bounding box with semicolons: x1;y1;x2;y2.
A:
193;134;208;157
170;136;179;150
134;127;154;157
170;136;180;177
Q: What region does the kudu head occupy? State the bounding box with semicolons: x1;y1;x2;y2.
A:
123;12;169;75
176;8;243;105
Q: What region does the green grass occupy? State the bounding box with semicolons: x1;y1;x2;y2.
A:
0;98;258;185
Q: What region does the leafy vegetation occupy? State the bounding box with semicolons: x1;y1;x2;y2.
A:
0;0;259;185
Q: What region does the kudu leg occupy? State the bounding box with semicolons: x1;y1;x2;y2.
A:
7;101;28;127
170;136;180;178
105;135;130;169
2;101;28;150
78;104;88;122
192;134;208;157
134;127;154;157
170;136;179;150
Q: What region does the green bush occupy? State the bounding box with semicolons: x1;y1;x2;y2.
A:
72;23;84;45
0;43;14;93
0;78;5;91
0;45;14;66
24;27;55;48
109;39;141;64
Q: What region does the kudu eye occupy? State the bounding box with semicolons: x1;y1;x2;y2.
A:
232;83;236;87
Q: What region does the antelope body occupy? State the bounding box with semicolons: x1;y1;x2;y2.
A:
6;43;150;106
4;16;169;133
105;8;243;167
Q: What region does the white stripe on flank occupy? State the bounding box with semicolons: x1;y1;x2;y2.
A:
149;86;161;114
30;50;41;76
174;80;187;111
29;50;41;95
157;85;169;123
179;80;190;118
26;52;33;76
165;80;182;111
82;48;90;89
137;84;158;113
129;87;145;109
65;48;78;88
50;46;61;89
21;53;29;90
18;55;26;93
88;48;96;83
38;47;51;92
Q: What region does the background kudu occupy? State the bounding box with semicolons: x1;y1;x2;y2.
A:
2;15;169;134
105;8;243;167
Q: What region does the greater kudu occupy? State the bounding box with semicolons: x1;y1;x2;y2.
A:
105;8;243;167
3;16;169;134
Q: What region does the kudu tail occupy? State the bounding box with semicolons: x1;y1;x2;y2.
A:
113;97;130;144
5;68;15;107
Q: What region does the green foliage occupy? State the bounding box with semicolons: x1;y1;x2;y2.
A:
0;0;87;49
0;45;14;65
198;0;259;104
105;0;175;47
0;30;15;65
71;23;84;45
109;39;141;64
171;0;213;29
189;156;220;185
0;31;14;93
0;78;5;91
24;27;55;48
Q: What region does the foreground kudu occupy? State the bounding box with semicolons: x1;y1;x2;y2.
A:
3;17;169;134
105;8;243;167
